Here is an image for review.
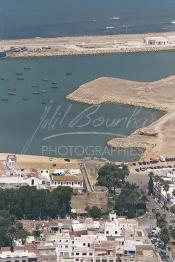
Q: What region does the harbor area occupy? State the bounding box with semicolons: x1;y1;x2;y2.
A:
1;32;175;58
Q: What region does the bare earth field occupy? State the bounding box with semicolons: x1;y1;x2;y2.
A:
0;153;79;169
67;76;175;160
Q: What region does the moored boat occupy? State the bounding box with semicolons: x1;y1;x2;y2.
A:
8;92;16;95
32;91;40;95
17;77;24;80
1;98;8;101
22;97;30;101
50;86;58;89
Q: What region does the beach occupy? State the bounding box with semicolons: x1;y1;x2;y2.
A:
66;75;175;160
1;32;175;58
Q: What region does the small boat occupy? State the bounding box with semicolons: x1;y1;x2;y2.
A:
24;66;31;70
1;98;8;101
65;72;72;76
0;78;6;80
41;90;47;93
17;77;24;80
42;79;48;82
32;91;40;95
16;73;23;76
51;82;57;85
8;92;16;95
22;97;30;101
50;86;58;89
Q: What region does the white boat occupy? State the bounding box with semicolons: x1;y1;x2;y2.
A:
106;26;115;29
110;17;120;20
8;92;16;95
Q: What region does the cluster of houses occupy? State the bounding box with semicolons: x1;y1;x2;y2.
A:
152;170;175;211
0;155;84;193
0;214;162;262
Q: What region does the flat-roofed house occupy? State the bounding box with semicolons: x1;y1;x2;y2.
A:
94;240;116;262
144;36;168;45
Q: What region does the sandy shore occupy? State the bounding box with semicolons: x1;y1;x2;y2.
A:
0;153;79;169
67;76;175;160
1;32;175;58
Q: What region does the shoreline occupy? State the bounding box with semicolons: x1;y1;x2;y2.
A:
66;76;175;160
1;32;175;58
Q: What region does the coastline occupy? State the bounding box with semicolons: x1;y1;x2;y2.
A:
1;32;175;59
66;76;175;160
1;32;175;161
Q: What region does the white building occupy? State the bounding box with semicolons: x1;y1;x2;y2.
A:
51;169;84;193
124;240;136;257
0;175;46;188
104;220;123;237
49;233;74;262
73;235;96;262
144;36;168;45
0;250;37;262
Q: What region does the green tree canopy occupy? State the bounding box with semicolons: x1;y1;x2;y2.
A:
160;227;170;247
97;164;129;194
148;175;154;195
89;206;102;219
0;186;73;220
115;183;146;218
0;211;29;250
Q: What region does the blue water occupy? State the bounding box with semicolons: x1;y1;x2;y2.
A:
1;51;175;161
0;0;175;39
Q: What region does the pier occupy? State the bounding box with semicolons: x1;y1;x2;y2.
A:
1;32;175;58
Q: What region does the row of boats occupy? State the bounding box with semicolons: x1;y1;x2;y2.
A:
7;87;58;96
1;97;51;105
0;66;72;104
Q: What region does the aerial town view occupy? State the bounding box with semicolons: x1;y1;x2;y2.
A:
1;0;175;262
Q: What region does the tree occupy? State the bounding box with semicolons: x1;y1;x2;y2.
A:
115;183;146;218
160;227;170;247
89;206;102;219
148;176;154;195
163;183;170;192
33;230;41;240
156;213;167;228
97;164;129;194
0;211;29;250
0;186;73;220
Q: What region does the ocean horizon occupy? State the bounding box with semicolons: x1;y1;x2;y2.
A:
0;0;175;39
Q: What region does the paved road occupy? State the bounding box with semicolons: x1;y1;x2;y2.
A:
138;196;175;232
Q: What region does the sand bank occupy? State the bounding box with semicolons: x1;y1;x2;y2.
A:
67;76;175;160
1;32;175;58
